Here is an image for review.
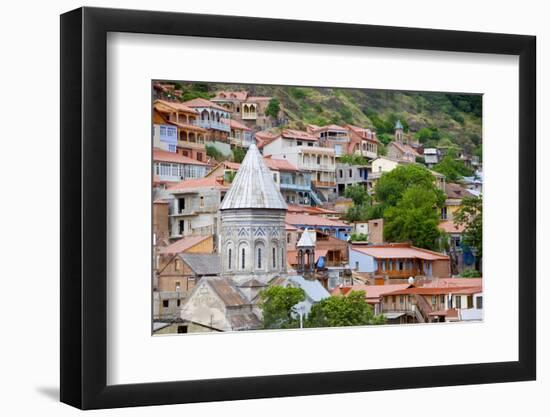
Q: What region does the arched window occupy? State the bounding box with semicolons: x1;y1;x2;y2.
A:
257;247;262;269
241;247;246;269
272;247;276;268
228;248;232;270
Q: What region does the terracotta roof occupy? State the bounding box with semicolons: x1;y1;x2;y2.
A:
153;148;208;166
383;286;481;296
345;124;380;142
153;99;198;115
438;220;465;234
311;124;347;133
255;131;280;149
221;158;299;173
423;278;482;288
350;244;449;261
167;176;228;192
286;213;350;228
331;284;412;302
285;223;298;231
226;118;251;131
445;182;473;199
213;91;248;101
180;97;229;112
281;129;318;141
286;205;339;215
159;235;211;255
390;141;420;157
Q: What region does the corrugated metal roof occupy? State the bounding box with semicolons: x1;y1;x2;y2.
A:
220;144;287;210
296;228;315;248
206;277;250;307
179;253;221;276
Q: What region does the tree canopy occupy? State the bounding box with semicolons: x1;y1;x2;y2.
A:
432;149;474;182
453;196;483;261
258;286;305;329
232;147;247;163
306;291;386;328
265;98;281;118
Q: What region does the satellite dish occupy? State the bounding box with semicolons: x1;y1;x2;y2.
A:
408;276;415;285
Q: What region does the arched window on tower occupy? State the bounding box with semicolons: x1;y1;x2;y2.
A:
257;247;262;269
241;247;246;270
228;248;232;270
272;247;276;268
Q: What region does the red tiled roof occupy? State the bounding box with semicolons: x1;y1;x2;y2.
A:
350;243;449;261
282;129;318;141
181;97;229;112
153;148;208;165
154;99;198;115
331;284;412;303
285;223;298;231
383;286;481;296
423;278;482;288
286;213;349;228
159;235;211;255
255;131;280;149
213;91;248;101
227;118;251;131
390;141;420;157
312;124;347;133
286;205;339;215
438;220;465;234
221;158;299;172
167;176;228;192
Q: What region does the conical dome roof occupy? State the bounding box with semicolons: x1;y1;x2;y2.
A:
220;144;287;210
297;228;315;248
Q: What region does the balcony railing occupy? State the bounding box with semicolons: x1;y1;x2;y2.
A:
178;140;205;149
280;181;311;191
312;180;336;188
193;119;231;132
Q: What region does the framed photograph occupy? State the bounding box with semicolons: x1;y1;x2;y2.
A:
60;6;536;410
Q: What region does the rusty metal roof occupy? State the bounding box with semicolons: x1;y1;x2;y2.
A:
207;277;250;307
220;143;287;210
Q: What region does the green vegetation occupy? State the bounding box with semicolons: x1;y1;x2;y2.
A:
339;154;369;165
175;82;213;101
205;144;224;161
373;164;446;250
232;147;247;163
343;184;375;224
265;98;281;118
306;291;386;328
259;286;306;329
350;233;369;241
454;196;483;262
432;149;474;182
460;269;481;278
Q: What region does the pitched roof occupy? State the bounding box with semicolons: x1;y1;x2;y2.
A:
445;182;473;199
296;228;315;248
311;124;347;133
383;286;481;296
159;235;211;255
423;278;482;288
167;176;228;192
179;253;221;275
285;213;350;228
395;119;404;130
220;144;287;210
213;91;248;101
153;148;208;166
389;141;420;157
331;284;412;302
153;99;198;114
205;277;251;307
281;129;318;141
220;157;299;173
227;118;251;131
350;243;449;261
180;97;229;112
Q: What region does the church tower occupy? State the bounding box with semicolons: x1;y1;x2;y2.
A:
296;228;316;274
219;144;288;285
394;119;404;143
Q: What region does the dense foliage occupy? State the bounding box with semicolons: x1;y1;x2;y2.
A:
306;291;386;328
259;286;306;329
232;147;247;163
432;149;474;182
265;98;281;118
453;196;483;262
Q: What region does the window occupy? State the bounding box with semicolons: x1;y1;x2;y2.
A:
455;296;462;309
257;247;262;269
339;169;343;178
467;295;474;309
178;198;185;212
281;250;284;269
175;281;181;292
432;295;437;306
228;248;232;270
272;247;276;268
241;248;246;269
197;152;203;161
348;169;352;178
177;299;181;307
179;220;185;235
400;295;404;305
175;259;182;271
177;325;188;334
440;295;445;304
200;196;204;208
162;300;169;308
287;233;291;244
476;296;483;309
317;156;321;164
297;141;303;146
355;261;359;270
441;206;448;220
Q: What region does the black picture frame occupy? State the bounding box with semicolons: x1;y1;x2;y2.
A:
60;6;536;410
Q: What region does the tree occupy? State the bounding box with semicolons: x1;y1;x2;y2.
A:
258;286;305;329
344;184;374;224
453;196;482;262
432;149;474;182
344;184;369;206
306;291;386;328
374;164;446;208
350;233;368;241
232;147;247;163
383;186;443;250
205;144;223;161
265;98;281;119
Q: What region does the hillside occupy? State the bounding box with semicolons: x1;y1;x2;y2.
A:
173;82;482;158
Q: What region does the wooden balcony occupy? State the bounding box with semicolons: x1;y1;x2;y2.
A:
312;180;336;188
178;140;206;150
